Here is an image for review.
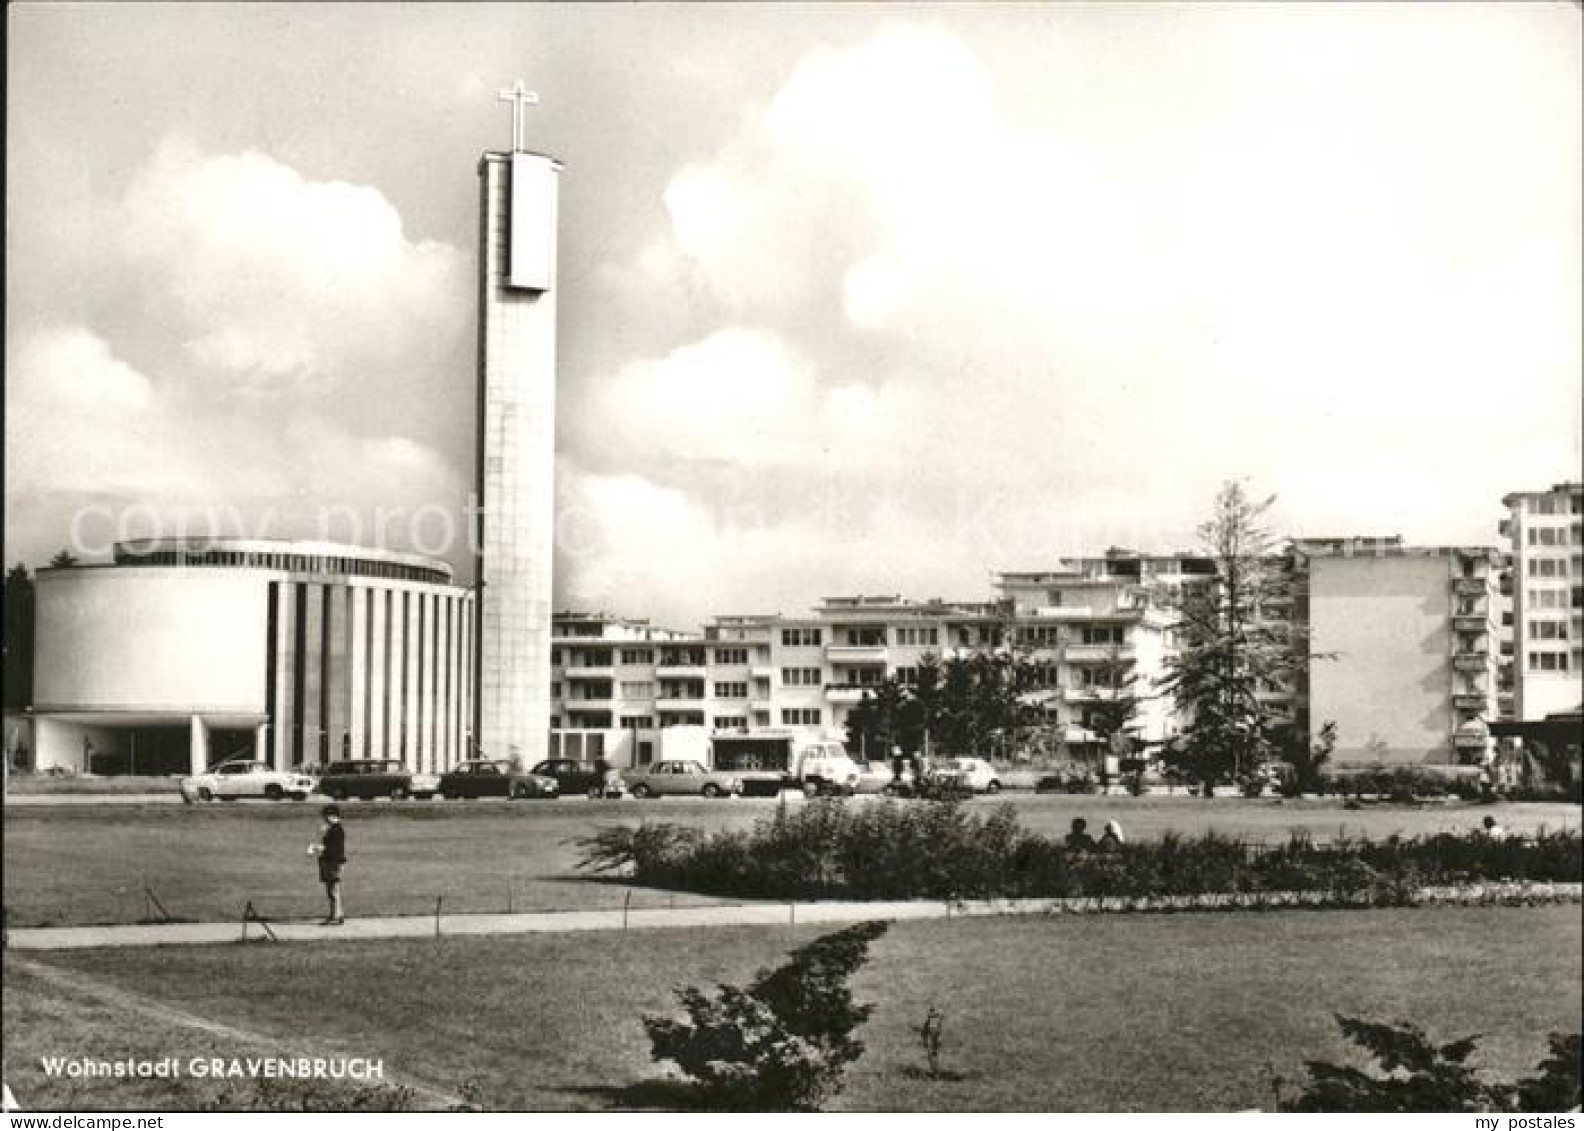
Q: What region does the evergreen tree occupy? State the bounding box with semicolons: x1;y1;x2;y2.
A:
1159;481;1310;796
2;564;36;710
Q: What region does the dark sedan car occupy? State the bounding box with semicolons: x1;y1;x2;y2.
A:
437;759;559;800
529;758;611;797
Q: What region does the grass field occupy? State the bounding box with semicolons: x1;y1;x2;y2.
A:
5;795;1578;927
4;903;1577;1111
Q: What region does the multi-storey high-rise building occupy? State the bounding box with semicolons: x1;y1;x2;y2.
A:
1293;537;1501;766
1499;482;1584;721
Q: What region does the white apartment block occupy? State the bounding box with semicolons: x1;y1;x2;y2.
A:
1500;482;1584;721
1293;538;1501;766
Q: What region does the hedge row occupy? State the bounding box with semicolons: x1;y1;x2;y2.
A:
577;799;1582;904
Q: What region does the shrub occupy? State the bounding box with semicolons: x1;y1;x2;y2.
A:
584;801;1581;905
1278;1015;1583;1113
1514;1032;1583;1112
643;921;888;1111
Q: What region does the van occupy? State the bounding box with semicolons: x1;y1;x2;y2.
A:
791;741;863;797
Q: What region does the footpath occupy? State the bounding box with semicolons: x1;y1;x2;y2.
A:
7;882;1579;951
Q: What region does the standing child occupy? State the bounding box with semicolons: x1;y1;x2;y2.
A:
309;804;347;925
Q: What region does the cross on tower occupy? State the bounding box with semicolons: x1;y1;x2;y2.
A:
498;80;540;152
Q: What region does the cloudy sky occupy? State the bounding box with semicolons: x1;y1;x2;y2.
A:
7;3;1580;628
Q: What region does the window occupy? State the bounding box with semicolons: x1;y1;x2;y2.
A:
844;627;885;646
713;716;747;731
619;715;654;730
833;669;881;688
781;628;822;647
1018;625;1062;646
550;682;561;699
894;627;938;646
620;648;653;665
1081;626;1125;646
619;680;654;698
781;708;822;726
713;648;748;665
1046;590;1064;606
551;648;562;665
781;667;822;687
714;682;748;699
895;666;918;685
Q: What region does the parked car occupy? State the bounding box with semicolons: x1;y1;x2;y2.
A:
316;759;439;801
791;742;863;797
623;760;743;799
436;759;559;800
930;756;1003;794
529;758;613;798
180;759;317;803
854;760;914;795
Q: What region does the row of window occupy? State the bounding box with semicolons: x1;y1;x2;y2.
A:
1526;525;1584;546
121;549;450;585
562;710;827;730
1520;494;1584;516
1524;587;1584;609
1527;651;1576;672
1526;558;1581;578
1529;621;1572;641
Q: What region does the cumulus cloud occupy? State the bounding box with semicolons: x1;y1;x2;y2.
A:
122;136;467;386
5;138;471;568
567;15;1579;624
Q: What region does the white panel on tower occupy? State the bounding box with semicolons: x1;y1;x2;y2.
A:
508;153;560;292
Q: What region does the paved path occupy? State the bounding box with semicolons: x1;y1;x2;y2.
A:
8;883;1578;951
6;899;964;950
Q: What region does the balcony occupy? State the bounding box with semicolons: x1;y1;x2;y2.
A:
1452;732;1490;750
1453;578;1488;597
563;696;614;710
1452;653;1490;672
1451;615;1489;633
1064;643;1135;663
655;665;707;680
825;645;888;665
1452;692;1488;711
654;691;707;707
1064;688;1103;702
563;667;615;681
825;685;878;704
750;666;776;681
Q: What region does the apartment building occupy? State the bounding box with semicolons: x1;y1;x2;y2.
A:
546;531;1524;771
995;550;1216;746
1293;538;1501;766
1500;482;1584;721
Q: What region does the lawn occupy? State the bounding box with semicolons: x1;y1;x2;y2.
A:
5;795;1578;927
4;903;1578;1111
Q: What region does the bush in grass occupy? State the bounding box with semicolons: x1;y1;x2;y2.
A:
574;821;705;884
643;921;888;1111
1278;1015;1583;1113
581;801;1580;904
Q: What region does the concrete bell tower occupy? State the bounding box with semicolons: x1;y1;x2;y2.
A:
473;82;559;767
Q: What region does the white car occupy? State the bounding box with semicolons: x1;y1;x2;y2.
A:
180;759;317;803
931;757;1003;794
